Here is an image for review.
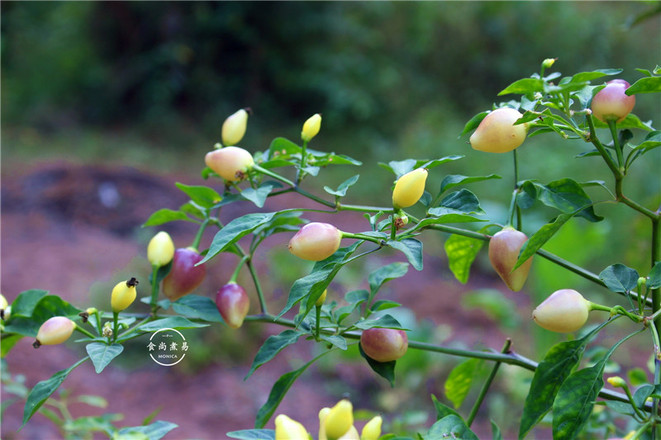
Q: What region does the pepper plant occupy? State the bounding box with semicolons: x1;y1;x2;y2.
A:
1;60;660;440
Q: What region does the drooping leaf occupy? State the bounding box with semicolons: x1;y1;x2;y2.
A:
143;208;194;227
444;234;484;284
599;264;640;293
22;357;89;428
632;130;661;153
440;174;502;193
245;330;303;379
199;212;278;264
431;394;462;421
368;262;409;296
86;343;124;374
460;111;489;137
241;182;281;208
533;179;603;222
354;314;407;331
513;212;574;271
445;358;484;408
359;344;396;387
324;174;360;197
255;358;318;428
386;239;423;271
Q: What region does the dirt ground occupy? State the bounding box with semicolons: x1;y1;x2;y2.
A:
1;162;530;439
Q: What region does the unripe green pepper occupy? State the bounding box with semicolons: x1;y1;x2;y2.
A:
532;289;591;333
215;282;250;329
607;376;626;388
33;316;75;348
361;415;382;440
324;399;354;440
222;108;249;146
162;247;207;301
488;227;533;292
360;328;408;362
470;107;528;153
302;113;322;142
316;289;328;307
288;222;342;261
275;414;309;440
591;79;635;123
147;231;175;267
111;277;139;313
204;146;255;182
392;168;428;209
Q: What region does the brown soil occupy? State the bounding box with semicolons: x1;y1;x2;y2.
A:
1;162;530;439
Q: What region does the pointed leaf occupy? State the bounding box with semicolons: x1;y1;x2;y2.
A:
534;179;602;222
86;343;124;374
245;330;303;379
444;234;484;284
324;174;360;197
437;189;484;214
359;344;396;387
445;358;484;408
22;357;89;428
228;429;275;440
241;182;280;208
137;317;208;332
431;394;462;421
143;209;194;227
648;262;661;289
368;262;409;295
171;295;223;323
440;174;502;193
117;421;178;439
626;76;661;95
354;314;408;331
386;239;423;271
513;213;574;271
498;78;545;96
460;111;489;136
175;183;222;208
599;264;640;293
428;415;479;440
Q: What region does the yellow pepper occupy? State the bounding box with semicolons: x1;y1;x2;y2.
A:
147;231;175;268
392;168;428;209
222;108;249;146
111;278;139;313
275;414;309;440
302;114;322;142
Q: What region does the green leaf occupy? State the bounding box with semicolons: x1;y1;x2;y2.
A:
267;137;301;160
431;394;462;421
142;209;193;227
568;69;622;84
593;113;654;131
22;357;89;428
445;358;483;408
627;76;661;95
1;334;23;357
171;295;223;323
354;314;407;331
245;329;303;379
370;300;402;312
444;234;484;284
513;212;574;271
380;156;462;178
428;415;479;440
386;239;423;271
648;262;661;289
359;344;396;387
498;78;544;96
137;317;208;332
255;358;317;428
9;290;49;318
241;182;280;208
533;179;603;222
519;336;592;439
287;243;362;319
633;384;654;410
551;363;604;440
76;394;108;408
199;212;278;264
175;182;222;208
599;264;640;293
632;130;661;153
440;174;502;193
491;420;503;440
628;367;649;386
368;262;409;296
324;174;360;197
227;429;275;440
3;295;82;337
460;111;489;137
117;421;178;440
86;343;124;374
319;334;347;350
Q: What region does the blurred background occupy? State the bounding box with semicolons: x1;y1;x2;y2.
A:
2;2;660;439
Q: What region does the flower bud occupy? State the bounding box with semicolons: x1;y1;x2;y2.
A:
591;80;635;123
394;213;409;229
111;278;139;313
542;58;556;69
392;168;428;209
205;146;255;182
215;282;250;329
325;400;353;440
162;248;207;301
532;289;591;333
222;108;249;146
607;376;626;388
288;222;342;261
488;227;533;292
102;322;113;338
275;414;309;440
34;316;75;348
316;289;328;307
360;328;408;363
147;231;175;267
470;107;528;153
302;113;322;142
361;416;382;440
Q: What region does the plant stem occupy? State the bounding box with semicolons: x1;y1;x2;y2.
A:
73;324;96;340
341;232;384;245
315;305;321;341
191;218;210;251
230;255;249;283
512;149;522;230
466;339;512;427
247;257;268;314
607;119;625;172
252;164;296;187
112;312;119;343
297;139;309;184
587;115;622;179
